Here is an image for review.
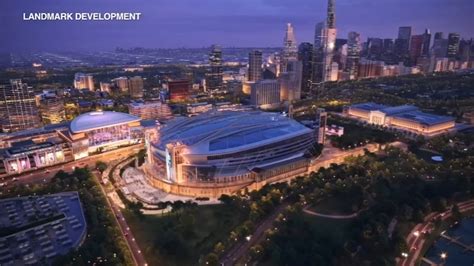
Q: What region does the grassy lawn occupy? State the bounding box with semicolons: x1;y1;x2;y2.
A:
309;196;358;215
124;204;244;266
304;214;354;245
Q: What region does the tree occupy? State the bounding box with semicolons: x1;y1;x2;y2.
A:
202;253;219;266
95;161;107;174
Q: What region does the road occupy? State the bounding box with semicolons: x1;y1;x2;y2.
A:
398;199;474;266
220;203;289;266
1;144;143;188
93;169;147;266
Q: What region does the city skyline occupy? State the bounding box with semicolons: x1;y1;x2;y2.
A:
1;0;473;52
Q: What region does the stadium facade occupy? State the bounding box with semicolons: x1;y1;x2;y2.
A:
144;111;318;197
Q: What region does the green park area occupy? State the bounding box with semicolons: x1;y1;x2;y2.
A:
124;204;245;266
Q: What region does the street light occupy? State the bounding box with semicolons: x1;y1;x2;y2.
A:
413;231;420;237
440;252;447;260
401;252;408;258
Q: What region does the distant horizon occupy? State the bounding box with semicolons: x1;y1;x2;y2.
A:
2;0;473;53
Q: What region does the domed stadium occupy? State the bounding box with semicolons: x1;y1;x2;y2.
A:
145;111;316;196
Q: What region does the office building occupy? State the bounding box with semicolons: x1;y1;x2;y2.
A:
206;45;224;91
447;33;461;58
38;93;66;125
128;76;144;99
421;29;431;57
279;60;303;102
345;31;361;79
168;79;191;102
73;73;94;91
312;21;326;83
395;26;412;62
432;32;448;58
281;23;298;73
248;50;263;82
298;42;314;92
128;101;173;121
410;35;424;64
0;80;42;132
316;108;327;144
322;0;337;82
250;80;281;108
113;77;129;93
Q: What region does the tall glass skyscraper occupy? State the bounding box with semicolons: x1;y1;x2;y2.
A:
248;50;263;82
206;45;224;91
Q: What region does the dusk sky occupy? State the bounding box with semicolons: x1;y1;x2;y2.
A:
1;0;473;52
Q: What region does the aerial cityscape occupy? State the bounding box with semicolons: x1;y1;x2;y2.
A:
0;0;473;265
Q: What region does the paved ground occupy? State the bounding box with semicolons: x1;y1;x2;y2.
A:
303;207;358;219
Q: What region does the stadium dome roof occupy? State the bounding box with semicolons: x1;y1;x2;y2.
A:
156;111;313;154
70;111;140;133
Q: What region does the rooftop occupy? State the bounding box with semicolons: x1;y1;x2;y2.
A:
350;102;387;111
70;111;140;133
156;111;313;154
392;110;455;125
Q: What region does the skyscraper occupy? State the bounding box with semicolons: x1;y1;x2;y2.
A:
322;0;337;82
421;29;431;57
447;33;461;58
73;73;94;91
281;23;298;73
250;80;280;108
410;35;424;64
128;76;144;99
206;45;224;91
345;31;361;80
248;50;263;82
298;42;313;92
312;21;325;84
432;32;448;58
395;26;412;63
0;79;42;132
312;0;338;83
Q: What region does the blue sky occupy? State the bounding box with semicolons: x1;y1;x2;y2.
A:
1;0;473;52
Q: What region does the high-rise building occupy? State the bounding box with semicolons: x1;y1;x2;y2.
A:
395;26;412;62
38;93;66;125
0;79;42;132
345;31;361;80
383;39;394;54
113;77;129;93
298;42;313;92
421;29;431;57
128;76;144;99
367;38;383;60
432;32;448;58
322;0;337;82
459;39;473;62
312;21;326;84
316;108;327;144
168;79;191;102
128;101;173;121
410;35;424;64
100;82;112;93
250;80;280;108
279;60;303;102
447;33;461;58
248;50;263;82
281;23;298;73
206;45;224;91
73;73;94;91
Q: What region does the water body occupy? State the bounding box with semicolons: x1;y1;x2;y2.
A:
425;216;474;265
